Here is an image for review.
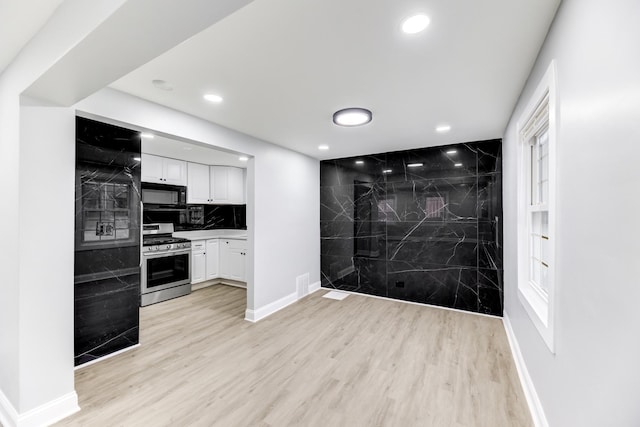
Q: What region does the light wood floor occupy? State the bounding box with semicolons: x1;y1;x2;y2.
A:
55;286;531;427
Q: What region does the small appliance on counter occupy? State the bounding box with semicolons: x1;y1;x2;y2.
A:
141;223;191;306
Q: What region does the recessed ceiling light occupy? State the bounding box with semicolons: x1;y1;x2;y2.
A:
133;157;141;162
383;169;392;174
203;93;223;103
454;163;463;167
402;14;430;34
446;149;457;155
407;163;423;168
318;145;329;150
333;108;372;127
436;124;451;133
239;156;249;161
140;133;154;139
355;160;364;165
152;79;173;91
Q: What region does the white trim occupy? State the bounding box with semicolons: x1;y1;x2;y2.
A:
74;343;140;370
308;281;321;294
503;312;549;427
320;287;502;319
516;59;557;353
245;291;298;322
0;388;79;427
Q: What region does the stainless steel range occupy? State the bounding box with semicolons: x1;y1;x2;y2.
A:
141;223;191;306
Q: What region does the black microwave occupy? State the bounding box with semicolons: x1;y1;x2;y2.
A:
141;183;187;209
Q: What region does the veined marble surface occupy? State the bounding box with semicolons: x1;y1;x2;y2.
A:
320;139;503;316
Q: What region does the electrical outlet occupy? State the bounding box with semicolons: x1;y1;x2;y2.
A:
395;281;405;288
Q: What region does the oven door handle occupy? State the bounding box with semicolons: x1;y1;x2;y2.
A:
143;250;191;258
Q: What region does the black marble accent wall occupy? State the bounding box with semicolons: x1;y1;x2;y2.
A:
143;204;246;230
320;140;503;316
75;116;141;366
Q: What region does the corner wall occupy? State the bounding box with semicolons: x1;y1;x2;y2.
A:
502;0;640;425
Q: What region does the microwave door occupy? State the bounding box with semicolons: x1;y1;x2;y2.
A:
142;188;178;205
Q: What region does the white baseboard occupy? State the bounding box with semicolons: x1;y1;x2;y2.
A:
309;281;321;294
503;312;549;427
245;291;298;322
0;388;79;427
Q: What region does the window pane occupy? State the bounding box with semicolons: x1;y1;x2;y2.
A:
541;211;549;237
540;264;549;294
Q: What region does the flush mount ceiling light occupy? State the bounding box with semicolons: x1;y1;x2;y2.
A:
436;124;451;133
140;133;154;139
318;145;329;150
239;156;249;161
333;108;372;127
402;14;430;34
355;160;364;165
203;93;223;103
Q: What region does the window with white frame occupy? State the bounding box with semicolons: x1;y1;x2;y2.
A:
517;60;556;352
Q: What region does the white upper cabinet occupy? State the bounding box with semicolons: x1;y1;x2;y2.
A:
186;163;245;205
141;154;187;186
226;167;245;204
187;162;211;204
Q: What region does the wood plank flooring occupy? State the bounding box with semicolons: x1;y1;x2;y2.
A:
55;285;532;427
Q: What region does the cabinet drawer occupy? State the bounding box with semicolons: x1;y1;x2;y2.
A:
191;240;205;251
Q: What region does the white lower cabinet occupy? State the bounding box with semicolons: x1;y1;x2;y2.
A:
205;239;219;280
219;239;247;282
191;238;246;284
191;240;206;284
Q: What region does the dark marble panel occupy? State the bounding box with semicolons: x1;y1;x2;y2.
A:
320;139;503;316
74;272;140;366
387;262;478;311
321;220;387;259
478;174;501;221
386;222;478;267
320;183;385;222
476;139;502;174
478;269;503;316
321;255;387;297
385;144;477;182
320;154;386;187
387;177;478;222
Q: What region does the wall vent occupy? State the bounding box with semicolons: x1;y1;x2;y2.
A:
296;273;310;299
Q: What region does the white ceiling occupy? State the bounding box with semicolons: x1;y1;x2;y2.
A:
113;0;560;160
142;133;248;168
0;0;64;74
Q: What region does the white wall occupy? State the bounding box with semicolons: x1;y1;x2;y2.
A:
75;88;321;311
502;0;640;425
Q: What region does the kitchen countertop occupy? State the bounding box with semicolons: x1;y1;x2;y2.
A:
173;229;247;241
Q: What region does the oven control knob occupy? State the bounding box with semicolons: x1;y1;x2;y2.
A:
153;245;159;251
166;245;171;250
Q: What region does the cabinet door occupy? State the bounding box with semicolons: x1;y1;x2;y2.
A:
227;167;245;204
163;158;187;186
187;163;211;204
219;240;231;279
205;239;219;280
192;251;206;284
211;166;229;203
227;240;247;282
141;154;165;184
